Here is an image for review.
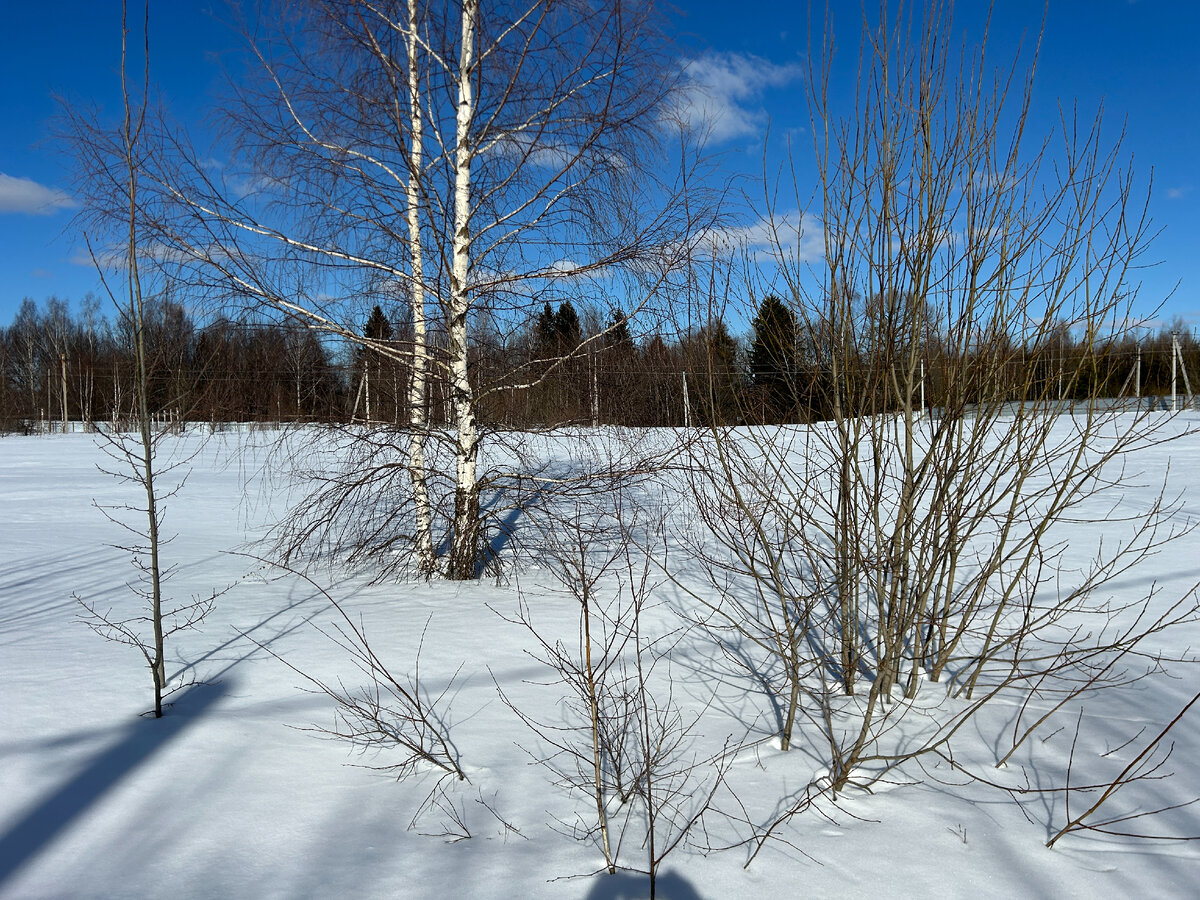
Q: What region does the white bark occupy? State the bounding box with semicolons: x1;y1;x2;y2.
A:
448;0;480;580
365;360;373;422
406;0;435;576
1172;331;1178;412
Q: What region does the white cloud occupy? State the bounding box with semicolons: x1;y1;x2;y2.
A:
0;173;75;215
701;210;824;263
70;241;219;270
670;52;803;143
1166;186;1188;200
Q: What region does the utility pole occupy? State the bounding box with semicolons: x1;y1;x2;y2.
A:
1171;331;1178;413
1135;346;1141;405
60;353;68;432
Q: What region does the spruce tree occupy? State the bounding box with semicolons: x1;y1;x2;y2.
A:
364;304;393;342
554;301;582;352
749;295;797;423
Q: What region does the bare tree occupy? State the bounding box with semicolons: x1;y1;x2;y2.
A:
67;0;212;717
502;491;730;895
678;0;1199;840
145;0;708;580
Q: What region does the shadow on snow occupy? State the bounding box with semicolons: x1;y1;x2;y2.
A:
0;681;229;889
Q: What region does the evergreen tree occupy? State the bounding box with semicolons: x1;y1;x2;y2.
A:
554;301;582;352
749;295;797;423
359;305;394;421
688;320;741;425
533;301;582;357
535;302;558;355
604;308;634;353
364;304;393;342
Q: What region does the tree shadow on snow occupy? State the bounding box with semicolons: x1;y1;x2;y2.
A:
584;869;707;900
475;488;542;577
172;581;329;684
0;681;229;889
430;486;543;578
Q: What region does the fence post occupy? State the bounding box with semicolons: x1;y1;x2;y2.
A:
1135;346;1141;404
61;354;68;433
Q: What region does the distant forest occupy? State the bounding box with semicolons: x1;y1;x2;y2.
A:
1;293;1196;433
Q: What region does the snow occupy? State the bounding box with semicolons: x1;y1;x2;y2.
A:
3;420;1200;899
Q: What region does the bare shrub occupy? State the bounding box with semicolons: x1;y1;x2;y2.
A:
254;565;468;783
675;0;1200;852
501;493;731;894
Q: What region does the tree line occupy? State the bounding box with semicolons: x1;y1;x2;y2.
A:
0;294;723;430
3;291;1194;433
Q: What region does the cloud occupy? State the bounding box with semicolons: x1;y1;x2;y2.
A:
0;173;76;215
70;241;220;270
670;52;803;143
1166;187;1189;200
701;210;824;263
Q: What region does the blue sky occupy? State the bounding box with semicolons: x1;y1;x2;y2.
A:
1;1;1196;329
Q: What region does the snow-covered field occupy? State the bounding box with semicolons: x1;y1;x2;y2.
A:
3;420;1200;899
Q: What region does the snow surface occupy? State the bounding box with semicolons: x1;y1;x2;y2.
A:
3;420;1200;899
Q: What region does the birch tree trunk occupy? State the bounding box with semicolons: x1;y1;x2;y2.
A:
447;0;480;580
405;0;435;576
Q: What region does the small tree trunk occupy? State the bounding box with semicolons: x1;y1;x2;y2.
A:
681;371;690;428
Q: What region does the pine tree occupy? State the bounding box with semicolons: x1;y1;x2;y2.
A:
535;302;558;355
358;305;393;422
604;308;634;354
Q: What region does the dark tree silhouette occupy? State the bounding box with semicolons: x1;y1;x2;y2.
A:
749;295;797;423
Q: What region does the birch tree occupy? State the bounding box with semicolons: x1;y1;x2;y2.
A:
446;0;479;578
403;0;435;574
152;0;707;579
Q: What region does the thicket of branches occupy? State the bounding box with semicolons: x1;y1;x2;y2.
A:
669;1;1200;852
